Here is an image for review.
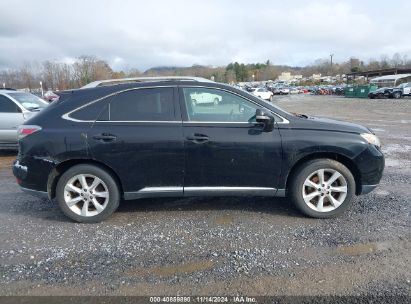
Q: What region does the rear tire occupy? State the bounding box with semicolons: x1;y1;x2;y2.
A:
56;164;120;223
289;159;355;218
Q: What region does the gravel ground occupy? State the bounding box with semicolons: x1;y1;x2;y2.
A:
0;95;410;297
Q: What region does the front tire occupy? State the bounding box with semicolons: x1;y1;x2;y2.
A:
289;159;355;218
393;92;402;99
56;164;120;223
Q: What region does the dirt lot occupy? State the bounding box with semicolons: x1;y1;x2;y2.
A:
0;95;410;297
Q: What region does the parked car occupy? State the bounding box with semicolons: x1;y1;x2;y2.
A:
278;87;290;95
44;90;60;103
190;91;222;105
395;82;411;97
0;89;48;149
289;87;300;94
368;87;402;99
13;77;384;223
251;88;273;101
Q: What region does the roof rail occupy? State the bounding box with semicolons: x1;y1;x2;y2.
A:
81;76;213;89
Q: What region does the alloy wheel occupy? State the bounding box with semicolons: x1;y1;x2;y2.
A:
302;168;347;212
63;174;109;217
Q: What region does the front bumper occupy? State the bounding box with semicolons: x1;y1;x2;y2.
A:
359;184;378;195
354;144;385;195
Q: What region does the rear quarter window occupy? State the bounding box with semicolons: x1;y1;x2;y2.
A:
70;99;109;121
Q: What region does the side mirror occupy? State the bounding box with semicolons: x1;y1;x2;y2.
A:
255;109;274;131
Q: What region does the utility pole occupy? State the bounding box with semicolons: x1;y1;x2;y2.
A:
330;54;334;76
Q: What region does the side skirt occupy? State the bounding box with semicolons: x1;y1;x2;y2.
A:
124;187;287;200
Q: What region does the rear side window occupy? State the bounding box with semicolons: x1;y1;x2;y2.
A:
70;99;109;121
0;95;21;113
109;88;174;121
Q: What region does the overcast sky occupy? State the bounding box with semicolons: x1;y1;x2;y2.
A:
1;0;410;71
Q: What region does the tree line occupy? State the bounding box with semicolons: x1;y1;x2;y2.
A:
1;53;410;91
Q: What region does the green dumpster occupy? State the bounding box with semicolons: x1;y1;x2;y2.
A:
345;85;377;98
345;86;355;97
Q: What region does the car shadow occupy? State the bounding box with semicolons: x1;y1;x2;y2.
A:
116;196;303;218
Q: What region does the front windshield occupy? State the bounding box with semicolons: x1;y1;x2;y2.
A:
6;92;48;110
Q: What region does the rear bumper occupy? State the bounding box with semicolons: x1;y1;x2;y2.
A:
13;156;55;193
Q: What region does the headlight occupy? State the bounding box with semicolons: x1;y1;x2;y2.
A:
360;133;381;148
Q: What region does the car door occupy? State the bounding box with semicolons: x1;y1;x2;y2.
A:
179;86;283;196
0;95;25;144
75;87;184;198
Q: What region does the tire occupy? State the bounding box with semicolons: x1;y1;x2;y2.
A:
56;164;120;223
393;92;402;99
214;98;219;105
269;95;273;102
289;159;355;218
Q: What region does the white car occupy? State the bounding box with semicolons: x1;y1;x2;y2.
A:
190;92;222;105
289;87;300;94
396;82;411;96
0;89;48;149
251;88;273;101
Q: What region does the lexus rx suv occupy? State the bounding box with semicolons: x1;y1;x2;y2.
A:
13;77;384;223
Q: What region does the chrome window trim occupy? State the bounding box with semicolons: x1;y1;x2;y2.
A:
180;85;290;124
62;85;290;124
62;86;177;123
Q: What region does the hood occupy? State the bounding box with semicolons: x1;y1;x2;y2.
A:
291;115;371;134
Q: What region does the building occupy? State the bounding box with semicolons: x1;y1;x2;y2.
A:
278;72;292;82
278;72;303;82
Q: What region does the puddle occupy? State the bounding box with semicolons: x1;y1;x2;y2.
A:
214;214;235;226
335;241;391;256
375;190;390;196
152;260;215;276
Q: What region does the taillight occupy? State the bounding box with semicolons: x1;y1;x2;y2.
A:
17;125;42;140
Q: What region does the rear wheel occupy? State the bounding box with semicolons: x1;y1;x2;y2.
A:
289;159;355;218
56;164;120;223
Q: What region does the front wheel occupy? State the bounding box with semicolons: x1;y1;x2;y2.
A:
289;159;355;218
393;92;402;99
56;164;120;223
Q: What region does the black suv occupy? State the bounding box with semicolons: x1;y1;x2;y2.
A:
13;77;384;223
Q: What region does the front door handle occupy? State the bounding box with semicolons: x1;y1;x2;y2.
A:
186;133;209;144
92;133;117;142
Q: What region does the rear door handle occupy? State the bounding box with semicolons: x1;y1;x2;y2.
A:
186;133;209;144
92;133;117;142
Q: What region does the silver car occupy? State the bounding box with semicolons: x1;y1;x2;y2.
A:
0;89;48;149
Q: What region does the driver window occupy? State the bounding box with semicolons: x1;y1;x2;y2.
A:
182;87;258;122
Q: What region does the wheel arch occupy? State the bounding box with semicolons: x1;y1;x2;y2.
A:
285;152;362;195
47;159;123;200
